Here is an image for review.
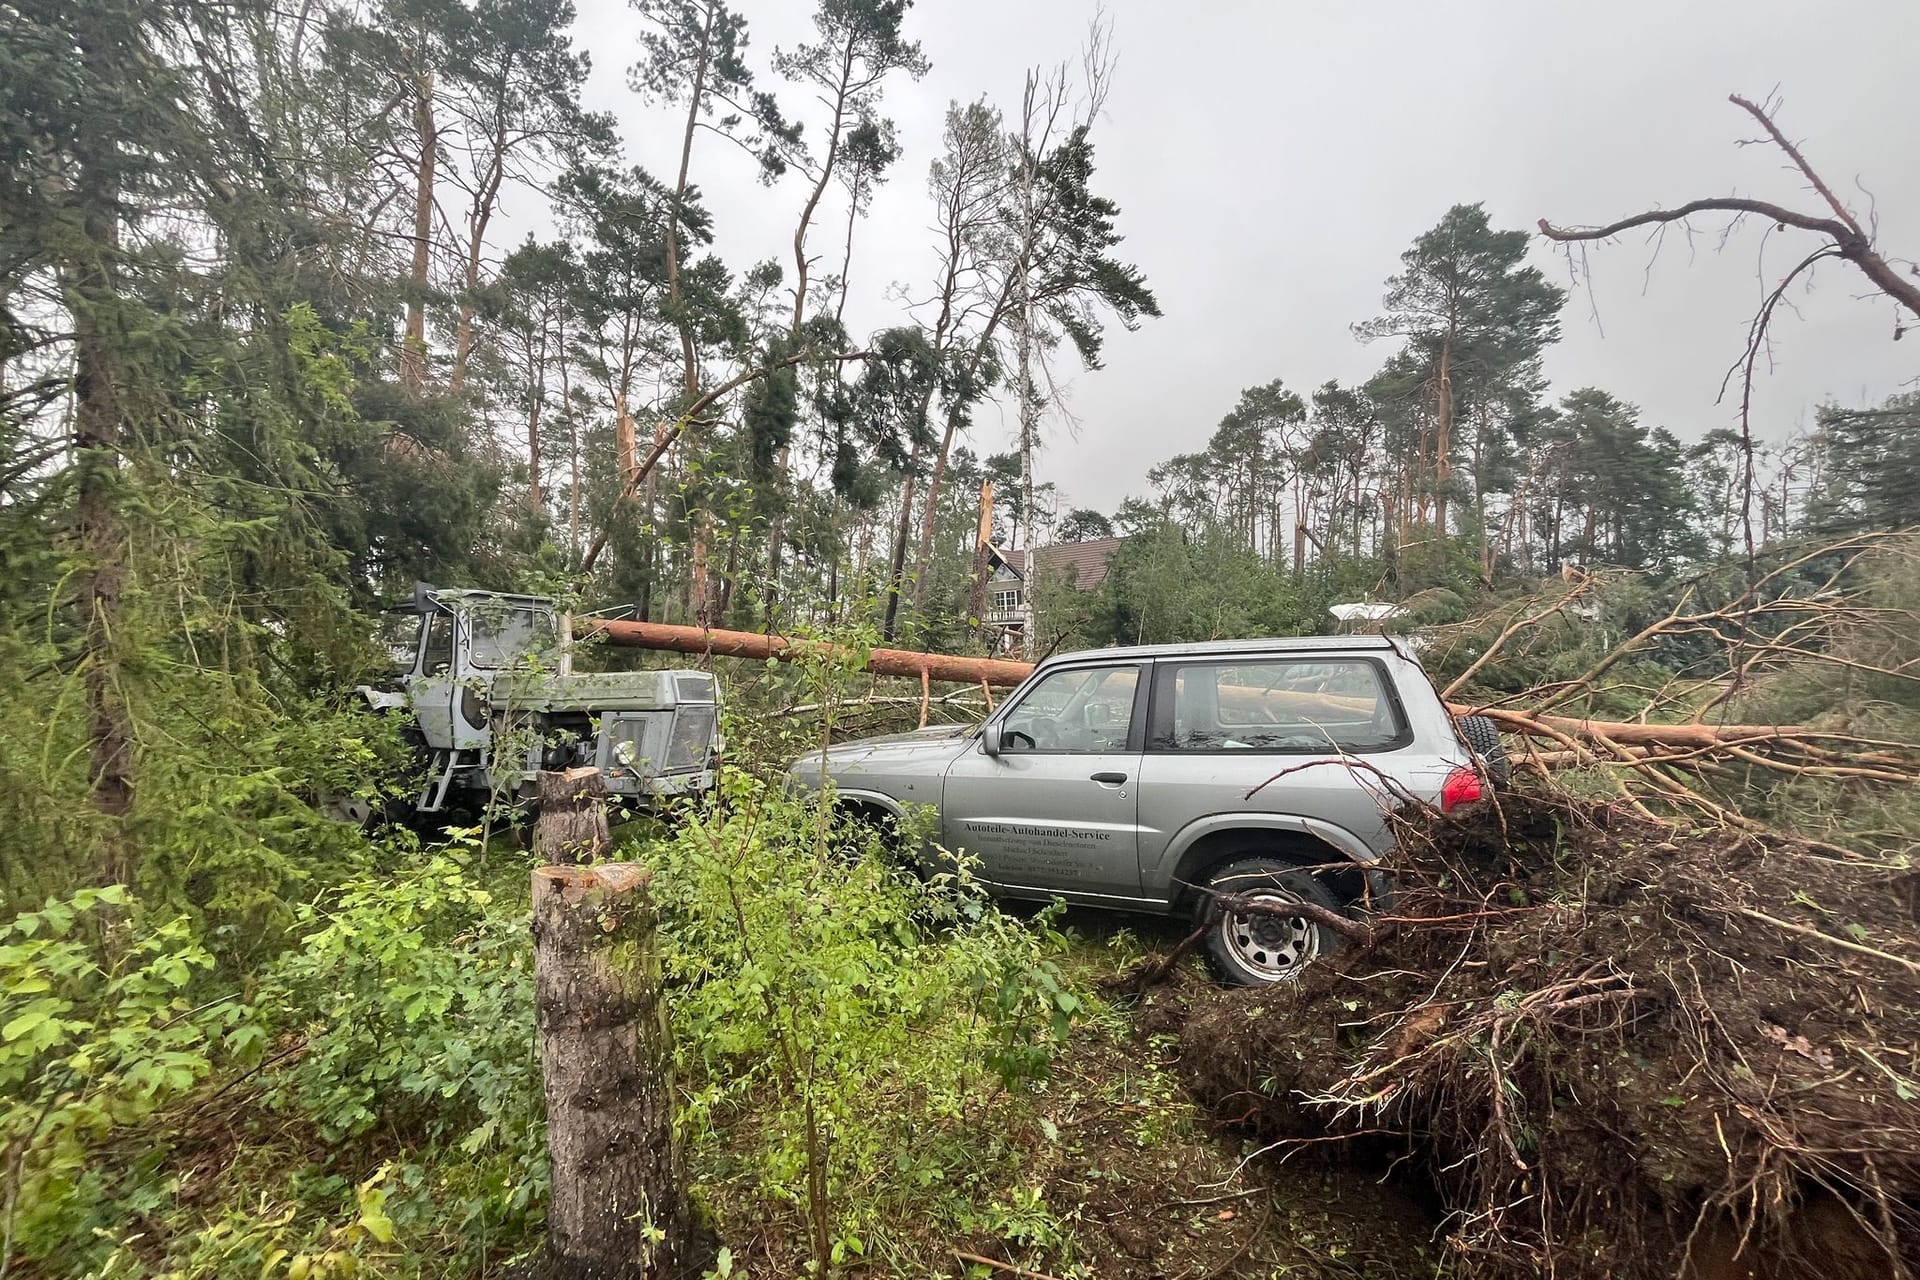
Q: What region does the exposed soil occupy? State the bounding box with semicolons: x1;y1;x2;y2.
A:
957;1020;1443;1280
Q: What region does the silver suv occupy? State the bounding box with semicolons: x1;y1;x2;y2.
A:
789;636;1499;985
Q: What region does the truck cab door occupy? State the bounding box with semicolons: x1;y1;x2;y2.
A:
409;609;461;750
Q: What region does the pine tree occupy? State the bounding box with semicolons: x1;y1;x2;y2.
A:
1356;204;1563;544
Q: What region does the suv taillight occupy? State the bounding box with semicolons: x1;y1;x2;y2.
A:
1441;766;1484;812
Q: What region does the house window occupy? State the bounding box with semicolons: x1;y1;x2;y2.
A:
992;589;1022;613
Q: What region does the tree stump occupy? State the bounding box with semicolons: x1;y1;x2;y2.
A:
533;863;686;1279
535;766;610;865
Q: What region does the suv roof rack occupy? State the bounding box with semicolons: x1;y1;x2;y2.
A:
1042;634;1397;664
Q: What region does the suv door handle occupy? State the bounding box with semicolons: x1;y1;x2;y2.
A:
1089;771;1128;785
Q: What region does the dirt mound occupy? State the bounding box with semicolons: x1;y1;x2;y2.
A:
1153;790;1920;1280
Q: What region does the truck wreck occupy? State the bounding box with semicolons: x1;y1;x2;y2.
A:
357;585;721;817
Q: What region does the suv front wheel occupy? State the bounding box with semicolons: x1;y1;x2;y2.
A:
1201;857;1348;985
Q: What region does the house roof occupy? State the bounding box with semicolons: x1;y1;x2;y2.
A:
1032;537;1124;591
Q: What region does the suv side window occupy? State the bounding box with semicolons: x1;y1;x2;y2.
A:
1148;658;1407;753
1000;665;1140;753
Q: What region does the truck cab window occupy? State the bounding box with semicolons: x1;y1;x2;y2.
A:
381;612;424;674
422;612;453;675
468;607;557;669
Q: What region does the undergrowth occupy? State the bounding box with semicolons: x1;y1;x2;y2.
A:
643;765;1081;1275
0;749;1094;1279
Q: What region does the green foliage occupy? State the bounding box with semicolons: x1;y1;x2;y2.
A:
1719;545;1920;853
646;766;1080;1273
2;0;1913;1276
259;844;547;1255
1527;388;1706;569
1802;394;1920;536
0;887;259;1261
1040;520;1359;649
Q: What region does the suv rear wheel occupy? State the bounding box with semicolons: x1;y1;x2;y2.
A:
1201;857;1348;985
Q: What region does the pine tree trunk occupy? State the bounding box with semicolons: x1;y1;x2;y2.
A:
564;340;581;562
761;458;790;627
1433;328;1453;533
909;401;956;611
964;540;992;639
690;510;717;627
449;140;505;394
615;397;639;487
533;861;686;1280
763;41;855;627
912;319;1007;609
1292;475;1306;576
528;393;545;516
673;5;718;623
880;443;922;640
640;415;669;618
401;76;435;395
1016;323;1037;570
718;534;738;619
67;89;135;880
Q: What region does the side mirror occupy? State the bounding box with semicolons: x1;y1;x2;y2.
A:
980;721;1003;757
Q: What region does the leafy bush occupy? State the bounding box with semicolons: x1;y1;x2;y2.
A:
257;842;547;1267
0;886;261;1262
647;768;1082;1274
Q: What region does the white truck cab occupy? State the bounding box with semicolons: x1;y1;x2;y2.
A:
361;585;721;815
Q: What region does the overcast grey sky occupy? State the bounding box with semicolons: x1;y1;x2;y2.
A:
566;0;1920;515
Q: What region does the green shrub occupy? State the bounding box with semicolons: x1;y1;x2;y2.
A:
647;768;1081;1274
0;886;261;1263
257;842;547;1268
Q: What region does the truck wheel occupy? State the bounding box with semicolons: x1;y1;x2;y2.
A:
1201;857;1347;986
1455;714;1510;784
319;791;381;830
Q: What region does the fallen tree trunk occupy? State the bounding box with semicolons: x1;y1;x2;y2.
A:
587;618;1036;688
585;619;1813;754
1472;707;1811;751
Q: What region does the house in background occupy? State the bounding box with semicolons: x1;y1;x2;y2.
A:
964;479;1122;654
978;535;1124;655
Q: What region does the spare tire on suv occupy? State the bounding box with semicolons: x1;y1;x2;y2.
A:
1454;713;1510;784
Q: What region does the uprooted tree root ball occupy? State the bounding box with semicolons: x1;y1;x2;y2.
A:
1144;788;1920;1280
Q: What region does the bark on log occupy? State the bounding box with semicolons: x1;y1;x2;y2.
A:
587;618;1037;688
536;767;610;866
1472;708;1810;751
534;863;685;1280
585;619;1811;754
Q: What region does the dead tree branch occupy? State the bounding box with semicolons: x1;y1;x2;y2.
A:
1538;96;1920;319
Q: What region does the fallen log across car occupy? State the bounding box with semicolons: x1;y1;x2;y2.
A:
582;618;1916;779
